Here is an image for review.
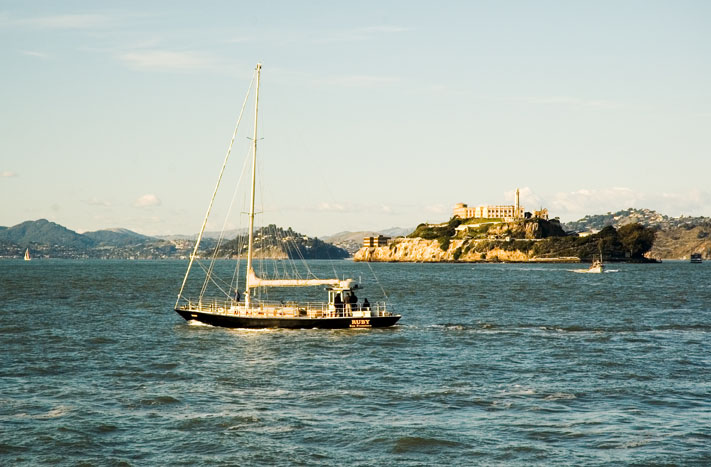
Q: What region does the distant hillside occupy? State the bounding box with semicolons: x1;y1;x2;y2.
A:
561;208;711;259
0;220;348;259
218;224;349;259
564;208;711;232
379;227;412;237
323;231;380;255
0;220;160;249
83;228;155;246
0;219;94;249
157;228;246;241
0;219;191;259
323;227;412;254
650;223;711;260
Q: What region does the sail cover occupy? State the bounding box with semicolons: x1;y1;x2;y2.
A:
246;268;352;289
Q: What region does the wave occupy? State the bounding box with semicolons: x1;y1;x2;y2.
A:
176;414;260;432
137;395;181;406
500;385;536;396
544;392;577;401
392;436;463;453
429;322;711;334
14;405;73;419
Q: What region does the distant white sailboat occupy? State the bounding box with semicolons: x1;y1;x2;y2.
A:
24;248;31;261
572;240;605;273
587;254;604;273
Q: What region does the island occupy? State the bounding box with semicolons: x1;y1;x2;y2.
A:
354;216;656;263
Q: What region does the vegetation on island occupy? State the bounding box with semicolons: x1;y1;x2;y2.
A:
371;216;657;263
217;224;349;259
410;216;568;250
531;224;655;261
562;207;711;260
409;217;463;251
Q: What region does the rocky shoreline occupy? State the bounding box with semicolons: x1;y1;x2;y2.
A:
354;238;582;263
354;218;657;263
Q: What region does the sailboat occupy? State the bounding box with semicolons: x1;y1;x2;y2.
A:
572;240;605;273
173;63;400;329
587;254;604;273
587;239;605;273
24;248;31;261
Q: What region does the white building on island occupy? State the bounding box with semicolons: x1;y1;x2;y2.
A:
453;188;524;220
453;188;549;221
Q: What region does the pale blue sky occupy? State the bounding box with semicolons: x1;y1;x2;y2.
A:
1;1;710;236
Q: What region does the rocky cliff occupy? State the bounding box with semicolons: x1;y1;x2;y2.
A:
354;219;655;263
354;218;567;263
354;237;541;262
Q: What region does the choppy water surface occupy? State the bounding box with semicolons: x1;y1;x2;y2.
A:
1;259;710;465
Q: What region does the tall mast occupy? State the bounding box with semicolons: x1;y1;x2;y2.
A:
174;71;255;309
244;63;261;308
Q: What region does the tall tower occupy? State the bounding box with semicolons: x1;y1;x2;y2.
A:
515;188;520;219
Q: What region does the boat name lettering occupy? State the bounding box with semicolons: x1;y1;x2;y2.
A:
350;319;371;328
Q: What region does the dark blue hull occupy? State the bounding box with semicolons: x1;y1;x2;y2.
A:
175;308;400;329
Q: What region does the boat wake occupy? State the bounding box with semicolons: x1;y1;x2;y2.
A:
569;269;619;274
187;319;214;327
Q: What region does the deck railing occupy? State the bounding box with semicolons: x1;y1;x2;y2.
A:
178;297;393;318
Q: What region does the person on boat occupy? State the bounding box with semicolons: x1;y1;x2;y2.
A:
233;290;241;302
334;294;344;314
349;292;358;310
362;298;370;310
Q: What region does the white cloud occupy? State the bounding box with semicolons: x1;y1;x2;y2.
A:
424;204;447;215
226;36;254;44
545;187;711;221
133;194;161;208
1;171;17;178
317;202;346;212
21;50;48;59
359;25;410;34
118;50;215;72
18;14;109;29
85;197;111;207
318;25;410;43
523;96;620;109
549;187;640;220
314;202;400;214
312;25;411;44
503;187;546;211
320;74;400;88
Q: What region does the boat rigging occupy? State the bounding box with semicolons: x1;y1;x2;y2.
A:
173;63;400;329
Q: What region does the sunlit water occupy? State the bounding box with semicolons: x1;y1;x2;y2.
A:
1;259;710;465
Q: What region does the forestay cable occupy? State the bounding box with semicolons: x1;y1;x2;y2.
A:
175;71;256;307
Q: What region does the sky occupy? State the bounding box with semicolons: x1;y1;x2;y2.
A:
1;1;710;237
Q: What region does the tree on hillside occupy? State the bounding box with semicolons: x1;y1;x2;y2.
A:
617;223;656;258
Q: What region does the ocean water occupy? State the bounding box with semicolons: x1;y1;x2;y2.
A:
1;259;710;465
